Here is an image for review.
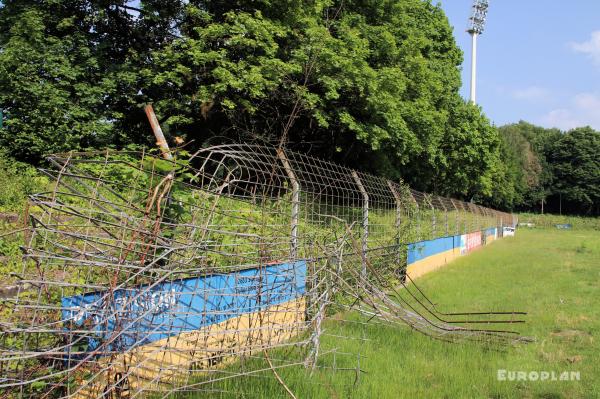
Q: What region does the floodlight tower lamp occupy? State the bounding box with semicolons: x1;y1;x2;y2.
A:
467;0;489;104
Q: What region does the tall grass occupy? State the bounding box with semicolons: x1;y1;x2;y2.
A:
0;150;48;213
188;229;600;398
518;212;600;230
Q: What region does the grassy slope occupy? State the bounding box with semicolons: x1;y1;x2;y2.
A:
193;229;600;399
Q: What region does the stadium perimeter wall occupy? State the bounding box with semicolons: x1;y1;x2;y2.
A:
406;227;504;279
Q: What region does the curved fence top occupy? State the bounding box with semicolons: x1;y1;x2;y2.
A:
183;144;513;221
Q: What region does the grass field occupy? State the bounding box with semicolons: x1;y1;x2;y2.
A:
189;228;600;399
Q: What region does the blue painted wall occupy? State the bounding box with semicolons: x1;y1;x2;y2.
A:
62;261;306;356
407;236;457;264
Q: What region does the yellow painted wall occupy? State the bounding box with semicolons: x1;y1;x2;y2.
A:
408;230;500;280
406;248;461;280
72;297;306;398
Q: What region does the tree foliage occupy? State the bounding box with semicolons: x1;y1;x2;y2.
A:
0;0;541;208
0;5;115;159
142;0;500;200
0;0;180;158
548;127;600;215
497;121;600;216
497;122;552;208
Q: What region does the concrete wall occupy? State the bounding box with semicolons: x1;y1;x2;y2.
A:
406;227;502;279
62;261;307;395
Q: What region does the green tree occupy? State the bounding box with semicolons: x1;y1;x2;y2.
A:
143;0;500;201
548;127;600;215
0;0;506;205
0;7;115;160
497;121;565;211
433;100;501;200
0;0;186;161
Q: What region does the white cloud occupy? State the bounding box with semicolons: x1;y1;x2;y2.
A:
574;92;600;110
570;31;600;66
537;92;600;131
512;86;550;101
538;109;584;131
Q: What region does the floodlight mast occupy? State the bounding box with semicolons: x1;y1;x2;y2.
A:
467;0;489;104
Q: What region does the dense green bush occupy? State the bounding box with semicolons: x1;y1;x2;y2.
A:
0;149;48;212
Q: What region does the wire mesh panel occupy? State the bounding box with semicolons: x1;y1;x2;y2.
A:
0;145;526;398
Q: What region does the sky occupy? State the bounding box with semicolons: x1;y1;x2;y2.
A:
438;0;600;131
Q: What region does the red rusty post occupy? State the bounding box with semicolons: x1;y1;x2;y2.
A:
144;104;173;160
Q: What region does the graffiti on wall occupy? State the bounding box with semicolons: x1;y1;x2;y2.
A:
61;261;307;395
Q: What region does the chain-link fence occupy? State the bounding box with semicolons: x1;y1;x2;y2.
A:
0;145;526;398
